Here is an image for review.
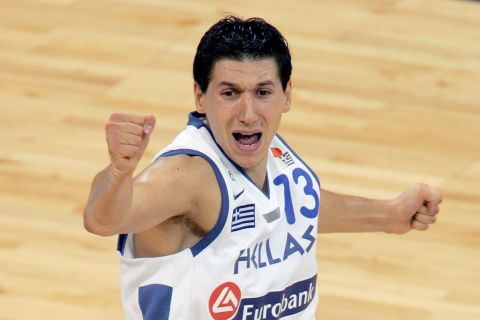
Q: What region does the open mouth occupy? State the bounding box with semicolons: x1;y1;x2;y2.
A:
232;132;262;147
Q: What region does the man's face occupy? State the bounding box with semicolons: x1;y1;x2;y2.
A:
194;58;291;173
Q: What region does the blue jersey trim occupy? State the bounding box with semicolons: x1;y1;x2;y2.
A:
117;234;127;254
138;283;173;320
187;111;270;199
187;111;206;128
160;149;229;257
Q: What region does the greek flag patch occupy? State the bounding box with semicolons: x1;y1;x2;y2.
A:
231;204;256;232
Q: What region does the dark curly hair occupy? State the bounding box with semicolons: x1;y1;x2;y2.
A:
193;16;292;93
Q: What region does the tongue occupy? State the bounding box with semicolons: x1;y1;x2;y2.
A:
238;134;259;145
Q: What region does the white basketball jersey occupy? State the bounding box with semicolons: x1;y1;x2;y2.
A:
117;112;321;319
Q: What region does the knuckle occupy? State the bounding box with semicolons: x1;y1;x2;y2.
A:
105;121;114;131
416;182;426;192
105;131;119;145
133;135;142;145
109;112;123;121
107;144;118;155
105;121;121;134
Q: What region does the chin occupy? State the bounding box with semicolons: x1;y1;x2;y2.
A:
232;153;262;169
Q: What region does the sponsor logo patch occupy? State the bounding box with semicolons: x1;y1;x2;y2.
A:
271;147;295;168
232;275;317;320
209;282;242;320
209;276;317;320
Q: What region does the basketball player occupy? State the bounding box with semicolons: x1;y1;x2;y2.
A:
84;16;442;319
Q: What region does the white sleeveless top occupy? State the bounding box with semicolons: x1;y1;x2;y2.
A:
117;112;321;319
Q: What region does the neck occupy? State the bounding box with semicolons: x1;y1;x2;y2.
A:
244;162;268;193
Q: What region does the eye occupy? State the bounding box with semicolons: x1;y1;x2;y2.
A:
257;89;271;96
222;89;237;97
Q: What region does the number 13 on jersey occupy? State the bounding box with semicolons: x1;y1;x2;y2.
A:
273;167;319;225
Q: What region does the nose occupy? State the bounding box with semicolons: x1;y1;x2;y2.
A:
238;93;258;125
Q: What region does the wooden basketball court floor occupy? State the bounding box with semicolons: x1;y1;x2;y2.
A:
1;0;479;319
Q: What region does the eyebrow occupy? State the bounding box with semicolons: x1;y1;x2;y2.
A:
217;80;275;87
257;80;275;87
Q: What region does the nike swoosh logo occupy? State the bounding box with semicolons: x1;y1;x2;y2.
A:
233;189;245;200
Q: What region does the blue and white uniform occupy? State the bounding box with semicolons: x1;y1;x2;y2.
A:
117;112;321;319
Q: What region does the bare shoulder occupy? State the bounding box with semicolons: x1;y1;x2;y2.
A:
136;154;219;199
131;154;221;233
132;154;222;257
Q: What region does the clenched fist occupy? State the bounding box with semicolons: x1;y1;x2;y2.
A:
105;113;156;176
389;183;442;234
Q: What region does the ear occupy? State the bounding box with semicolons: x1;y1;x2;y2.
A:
282;80;292;113
194;82;206;114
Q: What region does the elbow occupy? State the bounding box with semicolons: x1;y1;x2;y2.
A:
83;209;119;237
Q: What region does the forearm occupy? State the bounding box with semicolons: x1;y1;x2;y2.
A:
318;189;392;233
83;164;134;236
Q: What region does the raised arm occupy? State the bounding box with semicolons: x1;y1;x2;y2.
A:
83;113;157;236
318;183;442;234
83;113;211;237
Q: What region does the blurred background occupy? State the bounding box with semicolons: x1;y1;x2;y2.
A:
1;0;479;319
